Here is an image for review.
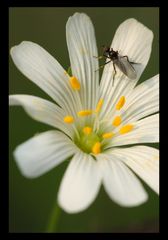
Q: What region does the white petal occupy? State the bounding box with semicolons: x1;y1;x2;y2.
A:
14;130;77;178
58;151;101;213
99;18;153;120
96;153;148;207
110;114;159;147
9;94;74;138
66;13;99;110
10;41;81;115
121;74;159;123
112;18;153;75
106;146;159;194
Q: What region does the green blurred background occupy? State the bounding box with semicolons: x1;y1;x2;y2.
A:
9;7;159;233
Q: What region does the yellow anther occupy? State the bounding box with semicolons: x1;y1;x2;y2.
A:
63;115;74;124
69;76;80;90
102;132;115;139
92;142;101;155
77;110;92;117
95;99;104;113
83;126;92;135
119;124;133;134
112;116;122;127
116;96;126;110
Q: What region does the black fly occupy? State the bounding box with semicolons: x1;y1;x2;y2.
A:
94;46;139;86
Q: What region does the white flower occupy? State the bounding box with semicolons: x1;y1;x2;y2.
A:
9;13;159;214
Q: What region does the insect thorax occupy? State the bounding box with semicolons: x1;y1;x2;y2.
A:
109;50;118;60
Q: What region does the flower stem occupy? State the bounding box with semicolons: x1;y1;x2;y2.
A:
45;201;61;233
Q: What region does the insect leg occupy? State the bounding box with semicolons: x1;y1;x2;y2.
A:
112;63;117;86
93;55;104;59
121;55;129;62
130;61;140;65
103;54;111;59
95;60;112;72
93;55;111;59
121;55;139;64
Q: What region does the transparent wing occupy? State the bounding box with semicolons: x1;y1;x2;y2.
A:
115;56;137;79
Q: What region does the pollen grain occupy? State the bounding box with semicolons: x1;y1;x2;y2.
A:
95;99;104;113
63;115;74;124
116;96;126;110
77;110;92;117
102;132;115;139
112;116;122;127
83;126;92;135
92;142;101;155
119;124;133;134
69;76;80;90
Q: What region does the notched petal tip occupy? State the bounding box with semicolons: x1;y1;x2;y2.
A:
13;146;35;179
10;41;36;64
57;153;101;214
10;41;25;53
66;12;91;28
71;12;90;19
121;17;154;33
9;95;15;106
13;131;77;179
10;46;15;56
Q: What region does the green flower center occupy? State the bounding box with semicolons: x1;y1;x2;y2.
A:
75;130;101;154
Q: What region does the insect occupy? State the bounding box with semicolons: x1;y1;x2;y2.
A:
94;46;139;86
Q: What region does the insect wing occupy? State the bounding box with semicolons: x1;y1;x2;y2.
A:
115;56;137;79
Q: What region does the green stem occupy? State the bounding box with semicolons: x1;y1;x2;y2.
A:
45;201;61;233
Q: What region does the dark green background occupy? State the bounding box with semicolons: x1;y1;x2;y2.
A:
9;7;159;233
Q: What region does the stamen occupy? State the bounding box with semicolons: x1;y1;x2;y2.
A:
63;115;74;124
119;124;133;134
69;76;80;90
77;110;92;117
83;126;92;135
102;132;115;139
92;142;101;154
93;99;104;132
116;96;125;110
95;99;103;113
112;116;122;127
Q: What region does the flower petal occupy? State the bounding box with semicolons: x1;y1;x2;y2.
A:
106;146;159;194
99;18;153;120
10;41;81;115
66;13;99;110
112;18;153;76
58;151;101;213
100;74;159;133
9;94;74;138
14;130;77;178
121;74;159;123
96;153;148;207
109;113;159;147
